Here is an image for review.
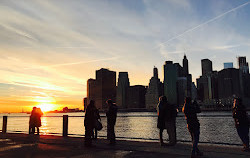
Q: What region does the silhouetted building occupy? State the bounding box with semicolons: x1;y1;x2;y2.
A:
238;56;249;74
183;54;189;76
177;77;187;106
87;68;116;109
197;71;218;103
201;59;212;76
242;74;250;99
116;72;130;109
224;62;233;69
164;61;178;105
191;82;197;100
83;97;87;111
218;68;243;104
127;85;146;109
145;67;163;109
196;76;208;101
87;78;96;104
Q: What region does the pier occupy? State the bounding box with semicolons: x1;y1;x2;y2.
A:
0;133;250;158
0;115;250;158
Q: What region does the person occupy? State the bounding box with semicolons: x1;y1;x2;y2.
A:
84;100;97;147
183;98;203;158
29;107;37;134
92;107;101;140
29;107;43;135
35;107;43;135
157;96;177;146
106;99;117;145
232;98;249;151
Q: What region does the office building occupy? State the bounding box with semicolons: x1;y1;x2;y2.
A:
238;56;249;74
183;54;189;76
218;68;243;100
224;62;233;69
145;67;163;109
87;68;116;109
201;59;212;76
163;61;178;105
116;72;130;109
127;85;146;109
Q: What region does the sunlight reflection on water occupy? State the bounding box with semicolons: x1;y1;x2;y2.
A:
0;112;242;145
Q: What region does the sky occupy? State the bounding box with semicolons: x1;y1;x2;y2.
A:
0;0;250;112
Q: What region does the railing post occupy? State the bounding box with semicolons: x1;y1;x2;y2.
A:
2;116;7;133
63;115;68;137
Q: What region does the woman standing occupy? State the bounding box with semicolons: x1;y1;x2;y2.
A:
29;107;43;135
233;98;249;151
183;98;203;158
157;96;177;146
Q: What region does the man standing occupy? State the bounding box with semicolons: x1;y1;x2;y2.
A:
183;98;203;158
106;99;118;145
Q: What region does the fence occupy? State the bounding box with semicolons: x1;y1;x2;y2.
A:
0;114;243;146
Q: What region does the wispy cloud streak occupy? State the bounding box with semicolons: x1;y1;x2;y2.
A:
0;23;37;41
24;56;120;69
157;1;250;47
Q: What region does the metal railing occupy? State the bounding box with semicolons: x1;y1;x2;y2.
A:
0;115;242;146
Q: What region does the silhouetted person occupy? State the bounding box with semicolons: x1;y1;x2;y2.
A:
157;96;177;146
29;107;43;135
92;108;101;140
183;98;203;158
84;100;97;147
233;98;249;151
106;99;117;145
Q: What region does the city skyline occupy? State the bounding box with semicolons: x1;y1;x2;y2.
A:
1;0;250;112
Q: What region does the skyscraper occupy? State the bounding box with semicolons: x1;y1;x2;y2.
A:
116;72;130;109
201;59;212;76
238;56;249;74
224;62;233;69
127;85;147;109
183;54;189;76
145;67;163;109
87;68;116;109
218;68;243;102
164;61;178;105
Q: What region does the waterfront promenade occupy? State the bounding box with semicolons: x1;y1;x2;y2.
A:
0;133;250;158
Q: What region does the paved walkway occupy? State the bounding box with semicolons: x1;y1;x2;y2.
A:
0;133;250;158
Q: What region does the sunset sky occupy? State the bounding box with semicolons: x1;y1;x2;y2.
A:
1;0;250;112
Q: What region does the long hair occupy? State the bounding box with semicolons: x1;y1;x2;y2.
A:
233;98;245;110
183;97;192;113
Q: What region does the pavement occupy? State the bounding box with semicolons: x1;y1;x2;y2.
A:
0;133;250;158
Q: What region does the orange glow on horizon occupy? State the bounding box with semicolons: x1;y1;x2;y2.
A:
36;103;57;112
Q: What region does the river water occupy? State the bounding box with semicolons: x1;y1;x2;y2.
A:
0;112;245;145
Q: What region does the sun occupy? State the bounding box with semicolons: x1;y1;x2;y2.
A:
33;96;57;112
37;103;56;112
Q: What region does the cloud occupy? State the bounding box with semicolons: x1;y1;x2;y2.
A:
0;0;250;111
157;1;250;47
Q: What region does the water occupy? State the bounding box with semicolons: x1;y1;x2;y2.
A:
0;112;243;145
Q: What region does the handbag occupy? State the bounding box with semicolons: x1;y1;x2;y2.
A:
95;119;103;131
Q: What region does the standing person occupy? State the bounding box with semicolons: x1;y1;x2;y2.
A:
29;107;37;134
84;100;97;147
35;107;43;135
183;98;203;158
106;99;117;145
232;98;249;151
157;96;177;146
92;107;101;140
29;107;43;135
